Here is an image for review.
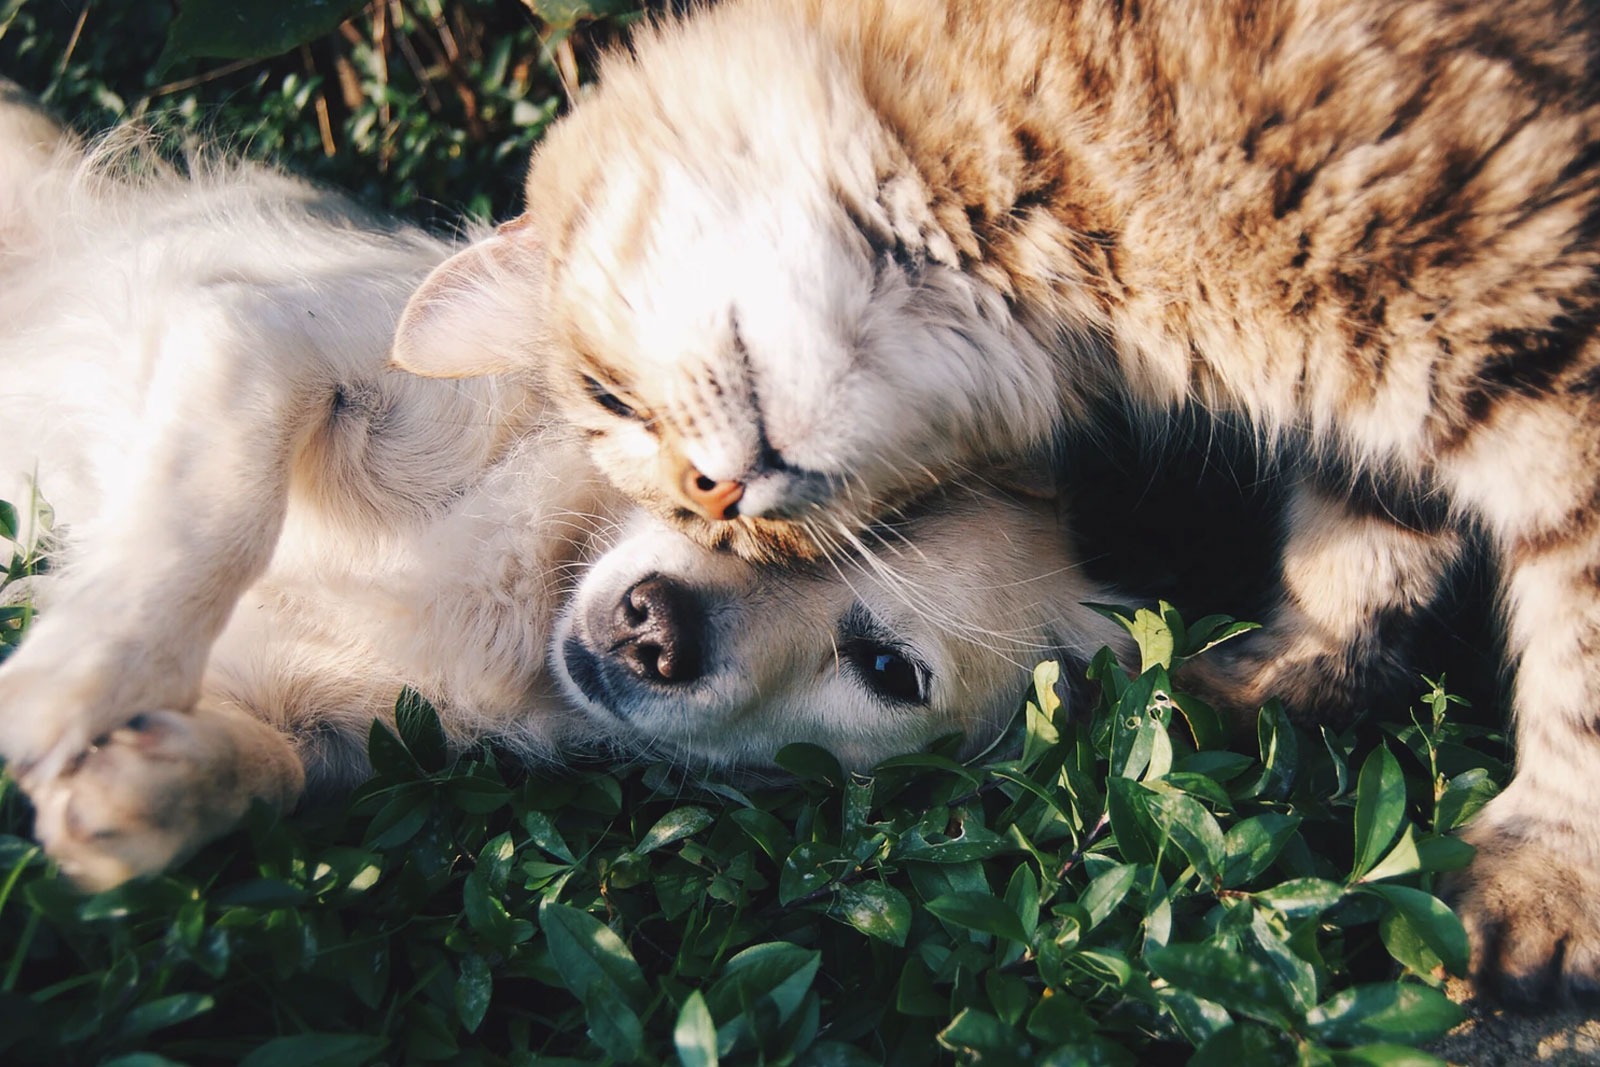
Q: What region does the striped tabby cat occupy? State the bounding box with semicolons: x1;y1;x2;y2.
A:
393;0;1600;1000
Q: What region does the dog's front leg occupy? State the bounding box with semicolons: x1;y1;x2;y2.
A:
0;293;331;882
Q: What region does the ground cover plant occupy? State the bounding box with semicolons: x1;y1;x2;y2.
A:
0;545;1506;1065
0;1;1514;1063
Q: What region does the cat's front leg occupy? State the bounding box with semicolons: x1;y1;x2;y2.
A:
1175;480;1462;725
1437;410;1600;1002
1441;538;1600;1002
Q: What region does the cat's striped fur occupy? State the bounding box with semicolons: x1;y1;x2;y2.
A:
393;0;1600;1000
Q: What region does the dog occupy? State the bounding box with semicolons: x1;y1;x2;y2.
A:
0;95;1128;889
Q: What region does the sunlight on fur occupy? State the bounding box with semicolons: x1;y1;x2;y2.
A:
0;89;1128;891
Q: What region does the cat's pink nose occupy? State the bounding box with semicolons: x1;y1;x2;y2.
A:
683;470;744;521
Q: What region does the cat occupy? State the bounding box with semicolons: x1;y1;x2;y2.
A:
0;92;1127;889
390;0;1600;1000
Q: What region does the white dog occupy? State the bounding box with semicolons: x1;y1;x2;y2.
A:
0;93;1128;889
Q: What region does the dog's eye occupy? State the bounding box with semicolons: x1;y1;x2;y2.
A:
583;375;640;420
843;639;929;706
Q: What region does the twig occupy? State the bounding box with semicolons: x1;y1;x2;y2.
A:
55;0;91;78
373;1;392;171
398;0;484;138
1057;811;1111;881
390;1;443;112
552;36;580;107
149;57;258;99
300;44;338;158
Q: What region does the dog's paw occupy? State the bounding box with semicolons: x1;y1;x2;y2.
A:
23;707;303;891
1444;812;1600;1005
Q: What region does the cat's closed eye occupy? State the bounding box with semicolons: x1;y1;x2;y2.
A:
583;374;642;420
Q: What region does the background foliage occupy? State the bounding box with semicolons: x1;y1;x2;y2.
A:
1;0;651;221
0;2;1514;1064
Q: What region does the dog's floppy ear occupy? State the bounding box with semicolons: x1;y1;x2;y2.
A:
391;215;547;379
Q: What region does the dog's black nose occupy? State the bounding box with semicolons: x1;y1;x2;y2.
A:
608;574;705;684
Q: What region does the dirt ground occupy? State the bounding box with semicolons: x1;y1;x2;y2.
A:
1429;981;1600;1065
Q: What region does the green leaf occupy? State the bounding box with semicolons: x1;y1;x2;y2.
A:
1026;991;1094;1045
539;901;650;1013
238;1034;388;1067
394;688;448;772
526;0;639;31
1109;667;1167;779
1305;983;1466;1046
1351;745;1407;880
774;743;844;786
1188;1022;1296;1067
637;806;714;855
1154;986;1232;1046
455;953;492;1034
925;892;1029;944
1004;864;1041;939
1255;877;1347;918
522;810;577;863
446;775;512;814
707;942;821;1052
1359;824;1424;883
365;720;420;781
674;990;718;1067
1104;604;1177;673
116;993;214;1038
162;0;372;65
780;842;849;905
1171;692;1227;751
1328;1045;1449;1066
832;881;911;946
1364;884;1470;977
730;808;793;862
1222;814;1302;887
1105;777;1160;865
1182;616;1261;661
0;501;15;542
1413;835;1474;873
1080;862;1138;929
895;958;947;1017
583;985;647;1064
1145;787;1226;884
1023;659;1064;768
1244;702;1299;801
1144;943;1297;1028
936;1008;1032;1061
1434;768;1499;832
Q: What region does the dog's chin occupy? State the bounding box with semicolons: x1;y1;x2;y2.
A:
548;632;634;735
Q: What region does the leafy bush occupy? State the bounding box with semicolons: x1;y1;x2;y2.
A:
0;0;646;221
0;577;1506;1064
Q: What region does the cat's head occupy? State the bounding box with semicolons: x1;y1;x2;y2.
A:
549;484;1129;770
391;3;1060;561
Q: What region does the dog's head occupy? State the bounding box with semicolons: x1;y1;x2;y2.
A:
550;486;1130;770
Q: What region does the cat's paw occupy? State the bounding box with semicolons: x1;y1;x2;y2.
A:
1174;630;1414;729
1445;813;1600;1005
22;707;303;891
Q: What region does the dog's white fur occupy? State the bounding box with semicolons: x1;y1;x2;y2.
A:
0;98;1127;889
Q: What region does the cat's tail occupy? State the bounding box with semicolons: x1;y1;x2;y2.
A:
0;79;79;256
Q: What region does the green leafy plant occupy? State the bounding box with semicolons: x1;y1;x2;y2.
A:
0;554;1504;1064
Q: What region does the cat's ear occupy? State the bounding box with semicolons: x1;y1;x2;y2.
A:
391;215;547;378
